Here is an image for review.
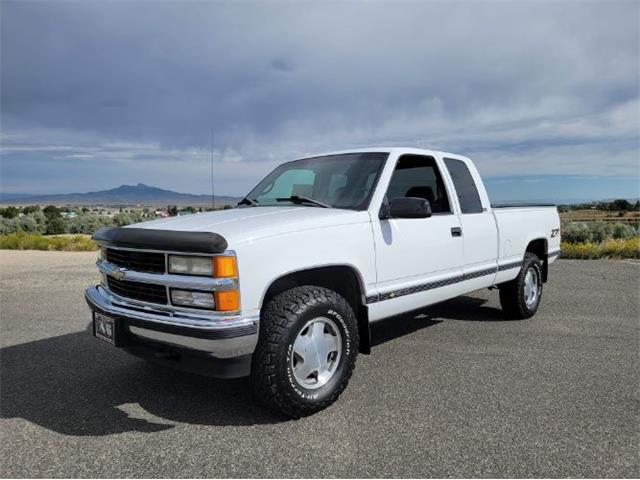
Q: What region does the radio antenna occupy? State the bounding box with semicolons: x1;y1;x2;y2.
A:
211;128;216;210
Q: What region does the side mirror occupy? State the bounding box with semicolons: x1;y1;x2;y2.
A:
381;197;432;219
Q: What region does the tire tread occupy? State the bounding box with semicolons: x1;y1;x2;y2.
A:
499;252;542;319
251;286;358;418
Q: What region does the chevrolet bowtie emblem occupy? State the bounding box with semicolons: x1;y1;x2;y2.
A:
111;268;126;280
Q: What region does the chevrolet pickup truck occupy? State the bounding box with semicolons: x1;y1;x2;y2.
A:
86;147;561;417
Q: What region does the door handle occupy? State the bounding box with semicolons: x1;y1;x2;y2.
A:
451;227;462;237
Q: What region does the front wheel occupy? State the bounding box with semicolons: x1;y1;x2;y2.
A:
251;286;359;418
499;252;543;319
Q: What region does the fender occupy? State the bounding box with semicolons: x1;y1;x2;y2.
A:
259;263;372;354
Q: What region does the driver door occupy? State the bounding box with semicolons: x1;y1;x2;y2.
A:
371;154;464;314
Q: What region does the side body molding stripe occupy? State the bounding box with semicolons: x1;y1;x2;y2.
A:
366;260;523;305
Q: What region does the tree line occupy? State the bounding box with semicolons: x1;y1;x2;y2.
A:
0;205;154;235
0;204;235;236
558;199;640;212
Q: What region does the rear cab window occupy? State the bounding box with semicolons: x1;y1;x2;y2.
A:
444;158;484;214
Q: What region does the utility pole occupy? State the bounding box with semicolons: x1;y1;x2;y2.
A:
211;128;216;210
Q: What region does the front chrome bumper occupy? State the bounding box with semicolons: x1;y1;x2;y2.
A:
85;285;259;359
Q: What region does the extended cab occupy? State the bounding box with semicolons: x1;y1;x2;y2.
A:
86;148;561;417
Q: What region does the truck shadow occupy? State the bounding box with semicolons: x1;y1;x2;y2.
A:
370;295;508;346
0;332;278;435
423;295;508;322
1;295;505;436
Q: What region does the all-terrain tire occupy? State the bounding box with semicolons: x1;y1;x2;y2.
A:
251;285;359;418
499;252;543;319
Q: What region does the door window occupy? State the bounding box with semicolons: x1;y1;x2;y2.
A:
385;155;451;214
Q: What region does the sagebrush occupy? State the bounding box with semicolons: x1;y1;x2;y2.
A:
561;221;638;243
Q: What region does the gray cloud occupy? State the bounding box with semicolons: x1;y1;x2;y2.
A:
1;0;638;195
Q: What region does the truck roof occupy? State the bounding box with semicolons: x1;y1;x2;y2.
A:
303;147;470;162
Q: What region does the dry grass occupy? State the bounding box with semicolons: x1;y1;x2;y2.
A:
561;238;640;259
0;231;97;251
560;210;640;222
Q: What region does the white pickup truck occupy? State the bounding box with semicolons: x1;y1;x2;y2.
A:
86;147;561;417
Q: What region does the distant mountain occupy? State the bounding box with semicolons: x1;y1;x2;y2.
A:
0;183;241;206
494;197;634;205
0;192;34;202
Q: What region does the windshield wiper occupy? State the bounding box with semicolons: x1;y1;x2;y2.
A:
237;196;259;207
276;195;331;208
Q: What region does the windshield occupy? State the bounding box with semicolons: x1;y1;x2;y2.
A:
245;152;388;210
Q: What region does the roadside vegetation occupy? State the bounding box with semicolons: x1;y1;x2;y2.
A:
558;200;639;259
0;204;157;235
0;204;231;236
0;201;638;258
560;238;639;260
0;231;97;251
559;222;639;259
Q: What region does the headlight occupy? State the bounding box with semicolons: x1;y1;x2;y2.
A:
168;254;238;278
168;255;213;276
170;289;215;309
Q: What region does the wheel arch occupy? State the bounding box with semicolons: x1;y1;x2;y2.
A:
260;264;371;354
525;237;549;282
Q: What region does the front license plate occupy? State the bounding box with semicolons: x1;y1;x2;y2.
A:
94;312;116;344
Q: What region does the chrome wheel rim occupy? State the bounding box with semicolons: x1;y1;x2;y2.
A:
523;267;540;308
291;317;342;390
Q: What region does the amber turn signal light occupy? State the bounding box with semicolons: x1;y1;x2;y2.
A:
215;290;239;311
212;256;238;278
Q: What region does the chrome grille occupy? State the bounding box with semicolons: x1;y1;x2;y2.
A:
106;248;165;274
107;276;167;305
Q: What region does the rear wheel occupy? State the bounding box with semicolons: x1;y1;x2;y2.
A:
251;286;359;418
499;252;543;319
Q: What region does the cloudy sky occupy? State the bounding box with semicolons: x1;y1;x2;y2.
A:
1;1;638;201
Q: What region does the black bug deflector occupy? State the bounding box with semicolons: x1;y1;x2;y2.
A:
92;227;228;254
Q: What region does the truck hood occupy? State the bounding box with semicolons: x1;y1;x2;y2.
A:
130;207;370;247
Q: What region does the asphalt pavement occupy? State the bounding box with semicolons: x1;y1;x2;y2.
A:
0;251;638;478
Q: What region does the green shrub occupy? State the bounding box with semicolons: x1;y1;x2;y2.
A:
0;206;20;219
43;205;62;219
612;223;636;239
45;217;68;235
67;214;107;234
562;222;591;243
17;215;39;233
0;218;20;235
562;221;638;243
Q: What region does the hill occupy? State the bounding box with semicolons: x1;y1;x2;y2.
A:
0;183;241;207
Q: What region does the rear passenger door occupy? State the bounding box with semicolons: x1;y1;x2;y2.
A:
443;157;499;284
